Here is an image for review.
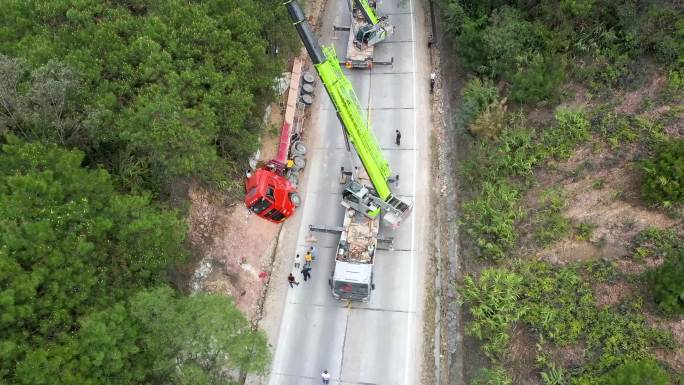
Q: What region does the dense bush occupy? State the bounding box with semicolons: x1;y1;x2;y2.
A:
439;0;684;96
455;77;499;133
459;269;524;360
510;54;565;103
640;139;684;205
461;181;522;260
647;248;684;316
601;360;668;385
517;262;594;346
462;261;675;384
461;114;543;187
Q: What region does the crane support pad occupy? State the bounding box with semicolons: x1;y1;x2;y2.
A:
309;224;345;234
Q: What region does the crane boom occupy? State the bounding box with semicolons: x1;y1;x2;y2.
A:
354;0;380;25
285;0;391;199
285;0;411;227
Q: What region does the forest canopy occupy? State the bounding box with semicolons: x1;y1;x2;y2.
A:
0;1;292;382
0;0;297;195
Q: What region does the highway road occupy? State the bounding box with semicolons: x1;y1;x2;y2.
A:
266;0;431;383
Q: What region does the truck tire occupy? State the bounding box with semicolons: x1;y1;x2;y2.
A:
301;94;314;105
289;192;301;207
291;141;307;156
292;155;306;170
303;72;316;85
302;83;315;95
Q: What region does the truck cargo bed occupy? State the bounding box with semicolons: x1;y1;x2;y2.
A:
336;207;379;264
345;17;374;68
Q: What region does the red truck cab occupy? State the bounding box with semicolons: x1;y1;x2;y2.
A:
244;163;299;223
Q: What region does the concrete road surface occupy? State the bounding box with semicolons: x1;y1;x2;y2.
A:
267;0;432;383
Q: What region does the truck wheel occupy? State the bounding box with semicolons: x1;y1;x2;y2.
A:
289;192;301;207
291;141;307;156
292;155;306;170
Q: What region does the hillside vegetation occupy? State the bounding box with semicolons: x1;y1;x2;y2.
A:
0;0;297;383
438;0;684;383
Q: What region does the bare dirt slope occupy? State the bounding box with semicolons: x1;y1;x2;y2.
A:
188;185;280;321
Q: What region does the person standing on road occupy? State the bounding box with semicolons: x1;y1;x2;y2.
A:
321;370;331;384
430;72;436;93
304;251;313;267
294;253;301;269
288;273;299;288
301;266;312;281
395;129;401;146
309;246;318;261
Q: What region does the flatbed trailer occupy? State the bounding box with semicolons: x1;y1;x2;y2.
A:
334;0;394;69
344;16;375;68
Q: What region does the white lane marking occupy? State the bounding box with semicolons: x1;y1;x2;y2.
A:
405;0;419;382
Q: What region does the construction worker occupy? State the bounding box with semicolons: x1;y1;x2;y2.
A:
321;370;331;384
288;273;299;288
301;266;312;281
304;251;313;267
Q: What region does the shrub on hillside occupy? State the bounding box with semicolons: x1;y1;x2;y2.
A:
455;77;499;133
509;54;565;103
469;98;507;139
640;6;684;65
540;107;590;159
470;367;512;385
533;188;570;246
461;181;522;260
601;360;668;385
640;139;684;205
459;268;524;360
646;248;684;316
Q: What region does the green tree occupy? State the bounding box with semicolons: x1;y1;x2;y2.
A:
128;287;270;384
0;138;187;383
601;360;668;385
0;0;297;193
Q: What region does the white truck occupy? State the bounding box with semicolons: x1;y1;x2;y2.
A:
330;205;379;302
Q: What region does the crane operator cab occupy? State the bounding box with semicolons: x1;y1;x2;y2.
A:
341;180;381;219
353;17;393;49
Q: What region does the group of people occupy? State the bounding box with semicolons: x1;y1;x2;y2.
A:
287;246;317;287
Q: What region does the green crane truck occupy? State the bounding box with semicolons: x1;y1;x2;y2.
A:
284;0;412;302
